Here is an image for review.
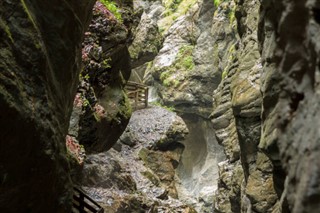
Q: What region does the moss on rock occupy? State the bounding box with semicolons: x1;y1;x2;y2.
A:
159;44;195;88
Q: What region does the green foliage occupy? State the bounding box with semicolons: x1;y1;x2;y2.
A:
169;0;183;13
226;3;236;24
177;45;195;71
214;0;221;7
79;73;90;81
99;0;122;22
82;98;90;107
221;70;228;79
0;19;13;43
159;44;195;88
158;0;197;34
183;57;194;70
101;58;112;69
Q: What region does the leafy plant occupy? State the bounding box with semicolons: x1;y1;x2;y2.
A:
214;0;221;7
99;0;122;22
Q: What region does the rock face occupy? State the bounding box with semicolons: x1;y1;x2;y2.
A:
176;114;225;212
79;106;197;212
68;2;133;153
129;0;219;117
0;0;94;212
211;0;279;212
211;0;320;212
259;0;320;212
128;0;233;211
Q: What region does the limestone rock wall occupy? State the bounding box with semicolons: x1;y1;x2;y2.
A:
0;0;94;212
212;0;320;212
259;0;320;212
211;0;278;212
68;1;133;154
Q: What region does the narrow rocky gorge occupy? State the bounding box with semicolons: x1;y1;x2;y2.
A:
1;0;320;213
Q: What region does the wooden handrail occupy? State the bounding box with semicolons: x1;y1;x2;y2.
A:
73;187;104;213
125;81;148;110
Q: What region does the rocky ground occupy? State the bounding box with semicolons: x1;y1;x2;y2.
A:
77;106;198;212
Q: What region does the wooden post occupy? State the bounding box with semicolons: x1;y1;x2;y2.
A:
145;87;148;108
135;90;138;110
79;192;85;213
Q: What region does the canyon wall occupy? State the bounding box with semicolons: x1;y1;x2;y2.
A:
260;0;320;212
212;0;320;212
2;0;320;212
0;0;94;212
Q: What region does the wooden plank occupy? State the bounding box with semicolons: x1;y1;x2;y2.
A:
73;196;98;212
73;187;104;213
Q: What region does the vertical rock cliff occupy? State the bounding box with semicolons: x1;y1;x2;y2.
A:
259;0;320;212
212;0;320;212
211;0;279;212
0;1;94;212
2;0;320;212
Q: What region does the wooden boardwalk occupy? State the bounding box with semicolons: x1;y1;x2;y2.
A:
125;81;149;110
72;187;104;213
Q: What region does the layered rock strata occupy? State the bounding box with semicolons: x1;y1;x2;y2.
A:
212;0;320;212
211;0;278;212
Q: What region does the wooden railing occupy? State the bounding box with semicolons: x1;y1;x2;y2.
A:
73;187;104;213
125;81;148;110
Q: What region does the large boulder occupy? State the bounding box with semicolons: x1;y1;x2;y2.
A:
68;2;133;153
78;106;195;212
0;0;94;212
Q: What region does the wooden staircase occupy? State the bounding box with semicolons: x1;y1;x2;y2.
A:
72;187;104;213
125;81;149;110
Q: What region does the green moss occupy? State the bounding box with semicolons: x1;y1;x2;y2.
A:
228;4;236;24
169;0;183;13
138;148;148;162
214;0;221;7
0;19;13;43
141;170;160;186
159;44;195;88
158;0;197;34
221;43;237;79
118;92;132;120
99;0;122;22
21;0;38;29
221;69;228;79
182;55;194;70
151;101;175;112
101;58;112;69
